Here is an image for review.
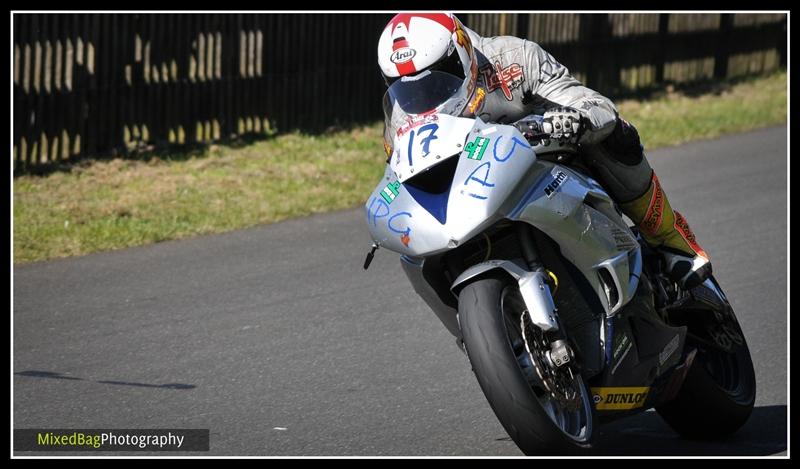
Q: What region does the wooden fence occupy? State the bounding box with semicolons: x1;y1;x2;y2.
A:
12;13;787;171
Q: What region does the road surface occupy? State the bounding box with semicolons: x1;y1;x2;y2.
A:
14;125;788;456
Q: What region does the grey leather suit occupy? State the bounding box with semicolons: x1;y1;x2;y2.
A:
463;26;654;203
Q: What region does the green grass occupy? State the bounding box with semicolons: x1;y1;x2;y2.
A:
616;71;787;148
14;71;787;264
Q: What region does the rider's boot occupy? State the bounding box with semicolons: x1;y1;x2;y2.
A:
619;171;712;289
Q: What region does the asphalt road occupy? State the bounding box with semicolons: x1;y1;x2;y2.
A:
13;125;788;456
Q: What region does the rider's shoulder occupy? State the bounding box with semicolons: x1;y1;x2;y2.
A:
465;26;537;58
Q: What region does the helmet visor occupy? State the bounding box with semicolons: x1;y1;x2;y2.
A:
382;70;464;118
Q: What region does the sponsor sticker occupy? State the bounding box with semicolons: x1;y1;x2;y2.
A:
390;48;416;64
544;171;568;198
466;87;486;115
674;211;710;259
642;173;665;235
464;136;490;161
580;99;602;111
380;181;402;204
590;387;649;410
480;61;525;101
610;342;632;375
396;112;438;138
612;333;631;361
611;333;633;375
611;227;639;250
659;334;680;366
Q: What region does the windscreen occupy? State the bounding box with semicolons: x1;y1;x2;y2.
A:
382;70;464;139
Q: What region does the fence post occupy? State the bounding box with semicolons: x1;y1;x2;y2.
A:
654;13;670;85
516;13;530;39
714;13;734;80
581;13;613;92
778;14;787;68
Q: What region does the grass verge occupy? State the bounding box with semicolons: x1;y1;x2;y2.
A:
14;71;787;264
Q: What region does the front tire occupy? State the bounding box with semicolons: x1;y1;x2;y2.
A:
458;275;596;455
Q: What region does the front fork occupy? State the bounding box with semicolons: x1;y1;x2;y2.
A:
514;222;579;370
516;222;545;272
451;222;573;368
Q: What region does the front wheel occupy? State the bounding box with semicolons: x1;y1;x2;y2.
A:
458;275;596;455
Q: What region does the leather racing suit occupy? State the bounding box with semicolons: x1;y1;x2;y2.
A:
387;25;712;289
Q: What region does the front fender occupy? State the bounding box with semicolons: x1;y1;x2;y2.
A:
450;260;559;331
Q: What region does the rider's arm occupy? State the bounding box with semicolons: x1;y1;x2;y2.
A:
522;40;618;145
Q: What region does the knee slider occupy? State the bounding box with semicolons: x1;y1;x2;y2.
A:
580;137;653;203
602;118;644;166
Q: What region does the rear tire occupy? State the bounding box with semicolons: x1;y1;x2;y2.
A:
656;277;756;439
458;275;596;455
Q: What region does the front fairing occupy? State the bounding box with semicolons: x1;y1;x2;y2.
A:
365;115;538;256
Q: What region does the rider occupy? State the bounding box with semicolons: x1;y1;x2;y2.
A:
377;13;712;290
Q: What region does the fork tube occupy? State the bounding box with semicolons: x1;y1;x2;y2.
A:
516;222;544;272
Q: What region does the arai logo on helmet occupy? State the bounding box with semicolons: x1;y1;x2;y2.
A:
390;48;416;64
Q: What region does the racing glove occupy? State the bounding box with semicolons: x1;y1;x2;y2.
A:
542;107;583;144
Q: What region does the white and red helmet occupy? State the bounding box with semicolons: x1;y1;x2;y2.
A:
378;13;479;117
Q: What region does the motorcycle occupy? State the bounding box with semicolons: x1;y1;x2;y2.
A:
363;72;756;455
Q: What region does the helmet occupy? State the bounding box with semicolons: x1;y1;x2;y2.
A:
378;13;479;118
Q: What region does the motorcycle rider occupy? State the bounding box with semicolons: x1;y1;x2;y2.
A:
378;13;711;289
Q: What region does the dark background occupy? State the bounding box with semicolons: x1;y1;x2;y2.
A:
12;13;787;170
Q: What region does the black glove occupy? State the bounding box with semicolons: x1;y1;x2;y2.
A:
542;107;583;144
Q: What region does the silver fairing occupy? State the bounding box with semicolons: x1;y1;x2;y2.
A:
508;163;642;315
365;115;641;318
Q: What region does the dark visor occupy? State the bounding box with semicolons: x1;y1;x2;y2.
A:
382;70;464;116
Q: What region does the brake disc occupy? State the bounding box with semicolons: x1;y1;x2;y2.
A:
520;309;581;411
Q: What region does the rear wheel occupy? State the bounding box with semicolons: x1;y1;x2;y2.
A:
458;275;596;455
656;276;756;439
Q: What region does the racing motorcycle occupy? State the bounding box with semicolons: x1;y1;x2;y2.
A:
363;71;756;455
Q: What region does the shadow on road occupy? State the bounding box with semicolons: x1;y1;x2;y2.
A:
14;370;196;390
593;405;786;456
